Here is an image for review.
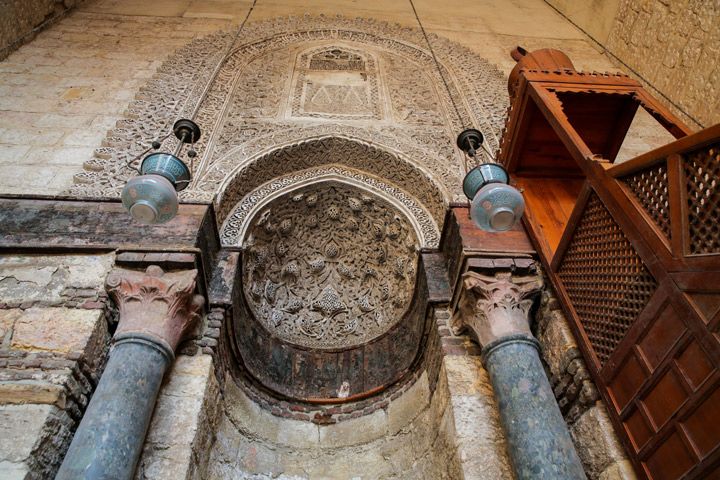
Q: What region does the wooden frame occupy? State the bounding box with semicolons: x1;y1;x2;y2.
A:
498;51;720;479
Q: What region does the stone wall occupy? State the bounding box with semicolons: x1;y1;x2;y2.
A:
0;10;229;196
0;0;629;198
0;0;85;60
544;0;621;44
534;288;636;480
606;0;719;129
135;299;513;480
547;0;720;130
0;253;114;479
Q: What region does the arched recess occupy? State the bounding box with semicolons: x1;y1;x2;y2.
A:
234;180;428;401
220;165;440;248
214;134;449;231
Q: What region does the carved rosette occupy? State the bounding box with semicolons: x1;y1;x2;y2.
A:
452;271;543;348
243;182;419;349
106;265;205;352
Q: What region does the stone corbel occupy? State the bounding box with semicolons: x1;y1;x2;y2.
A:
106;265;204;356
452;271;543;348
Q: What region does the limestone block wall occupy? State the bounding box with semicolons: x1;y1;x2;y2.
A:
547;0;720;130
0;0;86;60
207;369;461;480
0;10;228;196
135;354;221;480
0;253;114;479
134;301;514;480
606;0;719;129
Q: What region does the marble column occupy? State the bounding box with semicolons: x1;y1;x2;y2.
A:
57;265;204;480
453;270;586;479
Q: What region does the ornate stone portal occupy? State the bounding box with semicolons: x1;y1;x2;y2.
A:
62;13;508;405
67;15;509;228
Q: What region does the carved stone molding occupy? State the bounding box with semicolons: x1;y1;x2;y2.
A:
243;182;418;349
209;131;452;227
106;265;204;352
452;271;543;348
220;164;440;248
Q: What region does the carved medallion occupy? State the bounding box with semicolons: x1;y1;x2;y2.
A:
243;182;418;349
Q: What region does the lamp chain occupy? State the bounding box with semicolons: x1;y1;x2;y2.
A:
407;0;466;134
188;0;259;121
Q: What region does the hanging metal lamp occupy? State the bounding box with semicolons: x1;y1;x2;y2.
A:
121;119;201;224
457;128;525;232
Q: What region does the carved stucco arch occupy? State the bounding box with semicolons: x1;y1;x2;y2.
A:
220;164;440;248
68;15;509;228
213;132;449;230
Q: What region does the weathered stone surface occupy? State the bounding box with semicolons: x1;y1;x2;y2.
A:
606;0;719;128
443;357;514;480
571;405;635;480
208;367;460;480
0;254;114;306
319;409;388;448
8;307;102;354
0;380;66;407
598;460;637;480
136;354;221;480
0;1;85;60
0;404;52;463
387;370;430;435
537;308;580;378
0;403;73;480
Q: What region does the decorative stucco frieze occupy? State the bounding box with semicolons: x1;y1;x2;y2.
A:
67;15;509;236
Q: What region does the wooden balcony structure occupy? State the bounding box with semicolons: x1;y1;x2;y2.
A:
498;48;720;480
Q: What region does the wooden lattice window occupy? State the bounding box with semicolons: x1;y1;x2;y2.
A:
558;194;657;365
622;163;671;240
684;143;720;254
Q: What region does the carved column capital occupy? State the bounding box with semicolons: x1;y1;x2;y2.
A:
106;265;204;354
452;271;543;348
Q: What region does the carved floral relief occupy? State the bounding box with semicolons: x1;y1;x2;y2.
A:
243;182;418;349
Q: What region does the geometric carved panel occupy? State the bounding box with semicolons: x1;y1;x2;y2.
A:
558;193;657;365
292;46;381;120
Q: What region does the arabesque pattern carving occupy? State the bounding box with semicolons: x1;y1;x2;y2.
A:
67;15;509;220
220;164;440;248
382;53;444;126
210;135;450;227
243;183;418;349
